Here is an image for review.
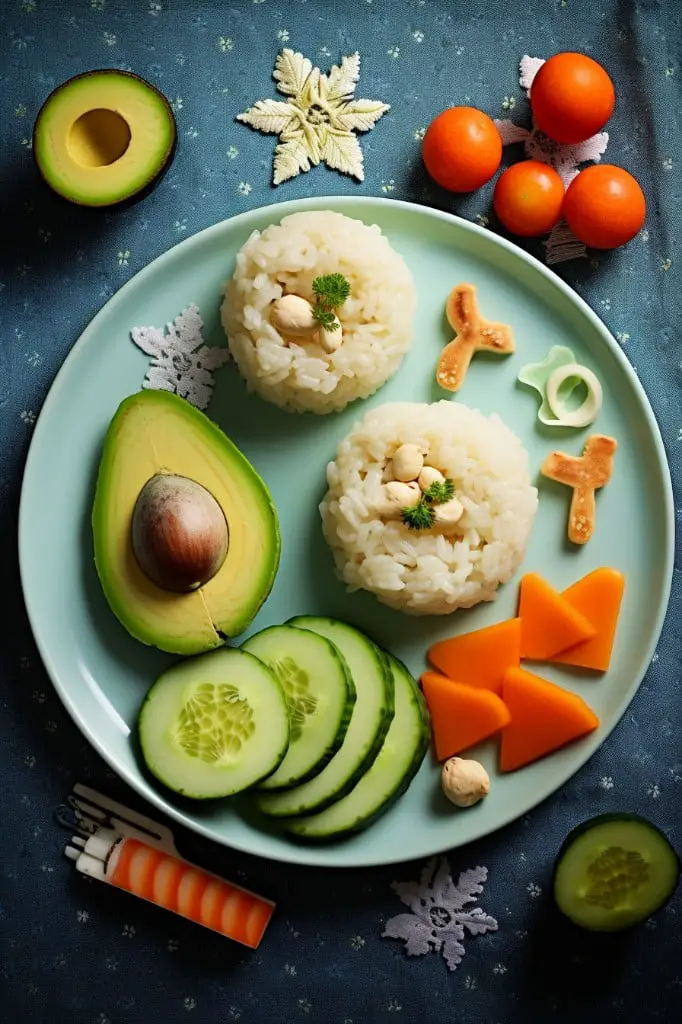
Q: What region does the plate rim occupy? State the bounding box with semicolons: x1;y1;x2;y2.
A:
18;195;675;868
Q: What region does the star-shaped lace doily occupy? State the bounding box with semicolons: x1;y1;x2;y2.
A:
131;304;229;411
383;857;498;972
237;49;389;185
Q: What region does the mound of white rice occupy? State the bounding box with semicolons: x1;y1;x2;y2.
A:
221;211;416;414
320;401;539;615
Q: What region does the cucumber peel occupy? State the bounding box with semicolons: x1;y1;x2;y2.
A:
554;813;680;932
255;617;394;818
243;624;356;790
138;647;289;799
284;654;429;841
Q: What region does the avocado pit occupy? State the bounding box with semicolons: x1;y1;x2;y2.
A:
132;474;228;592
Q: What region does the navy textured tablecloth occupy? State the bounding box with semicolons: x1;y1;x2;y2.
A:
1;2;681;1022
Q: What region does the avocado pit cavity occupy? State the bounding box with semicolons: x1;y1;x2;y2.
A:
132;473;228;592
69;108;131;167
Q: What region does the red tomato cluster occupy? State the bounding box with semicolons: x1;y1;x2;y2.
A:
421;52;646;250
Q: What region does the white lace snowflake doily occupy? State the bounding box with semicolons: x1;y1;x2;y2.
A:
131;303;229;410
495;56;610;264
383;857;498;972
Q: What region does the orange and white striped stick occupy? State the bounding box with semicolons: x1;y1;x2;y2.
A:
63;784;274;949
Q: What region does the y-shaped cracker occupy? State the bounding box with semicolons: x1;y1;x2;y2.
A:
542;433;617;545
436;283;515;392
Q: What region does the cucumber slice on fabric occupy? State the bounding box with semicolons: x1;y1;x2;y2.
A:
138;648;289;799
284;654;430;840
554;813;680;932
242;624;356;790
255;617;394;818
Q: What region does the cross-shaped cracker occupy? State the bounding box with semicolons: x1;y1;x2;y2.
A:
436;283;515;392
542;433;617;545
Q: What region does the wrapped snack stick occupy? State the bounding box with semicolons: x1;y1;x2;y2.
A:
63;784;274;949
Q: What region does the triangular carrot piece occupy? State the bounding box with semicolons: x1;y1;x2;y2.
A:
518;572;597;661
428;618;521;696
420;671;511;762
550;568;625;672
500;666;600;772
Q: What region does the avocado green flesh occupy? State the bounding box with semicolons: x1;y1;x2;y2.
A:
92;390;280;656
34;70;175;206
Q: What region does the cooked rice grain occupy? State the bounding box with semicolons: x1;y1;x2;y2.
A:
320;401;539;615
221;211;415;414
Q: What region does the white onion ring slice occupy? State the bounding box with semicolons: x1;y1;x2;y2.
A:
546;363;603;428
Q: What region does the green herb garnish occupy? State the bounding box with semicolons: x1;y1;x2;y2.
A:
401;477;456;531
424;477;455;504
311;273;350;331
312;305;340;330
401;499;435;531
313;273;351;307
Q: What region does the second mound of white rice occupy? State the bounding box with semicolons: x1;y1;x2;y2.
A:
320;401;539;615
221;211;416;414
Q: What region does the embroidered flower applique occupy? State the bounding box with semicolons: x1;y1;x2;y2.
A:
382;857;498;972
237;49;389;184
494;56;610;264
131;303;229;410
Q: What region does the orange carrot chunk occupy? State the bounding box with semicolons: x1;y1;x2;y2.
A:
420;671;511;762
500;666;600;772
428;618;521;696
518;572;597;661
551;567;625;672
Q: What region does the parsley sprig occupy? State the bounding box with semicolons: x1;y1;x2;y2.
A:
423;477;455;504
311;273;350;331
401;476;456;531
402;501;435;530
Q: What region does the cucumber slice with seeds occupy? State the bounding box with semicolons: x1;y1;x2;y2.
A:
138;648;289;799
255;617;394;818
554;813;680;932
284;654;430;840
243;625;356;790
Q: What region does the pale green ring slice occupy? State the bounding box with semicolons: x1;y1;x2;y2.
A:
546;362;603;428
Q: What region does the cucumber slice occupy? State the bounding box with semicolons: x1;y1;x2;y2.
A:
138;648;289;799
284;654;430;840
255;617;394;818
242;625;356;790
554;813;680;932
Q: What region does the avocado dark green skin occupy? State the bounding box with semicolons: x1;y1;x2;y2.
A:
32;69;177;210
553;812;681;930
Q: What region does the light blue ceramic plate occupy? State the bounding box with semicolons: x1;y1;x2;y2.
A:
19;197;674;868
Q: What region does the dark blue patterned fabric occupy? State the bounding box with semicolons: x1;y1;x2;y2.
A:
1;2;681;1022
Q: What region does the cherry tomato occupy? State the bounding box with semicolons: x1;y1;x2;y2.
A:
530;52;615;144
493;160;565;237
422;107;502;192
563;165;646;249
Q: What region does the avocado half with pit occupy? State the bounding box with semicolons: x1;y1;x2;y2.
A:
33;70;176;207
92;390;280;655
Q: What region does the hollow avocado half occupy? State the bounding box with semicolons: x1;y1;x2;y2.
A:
33;70;176;207
92;390;281;655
